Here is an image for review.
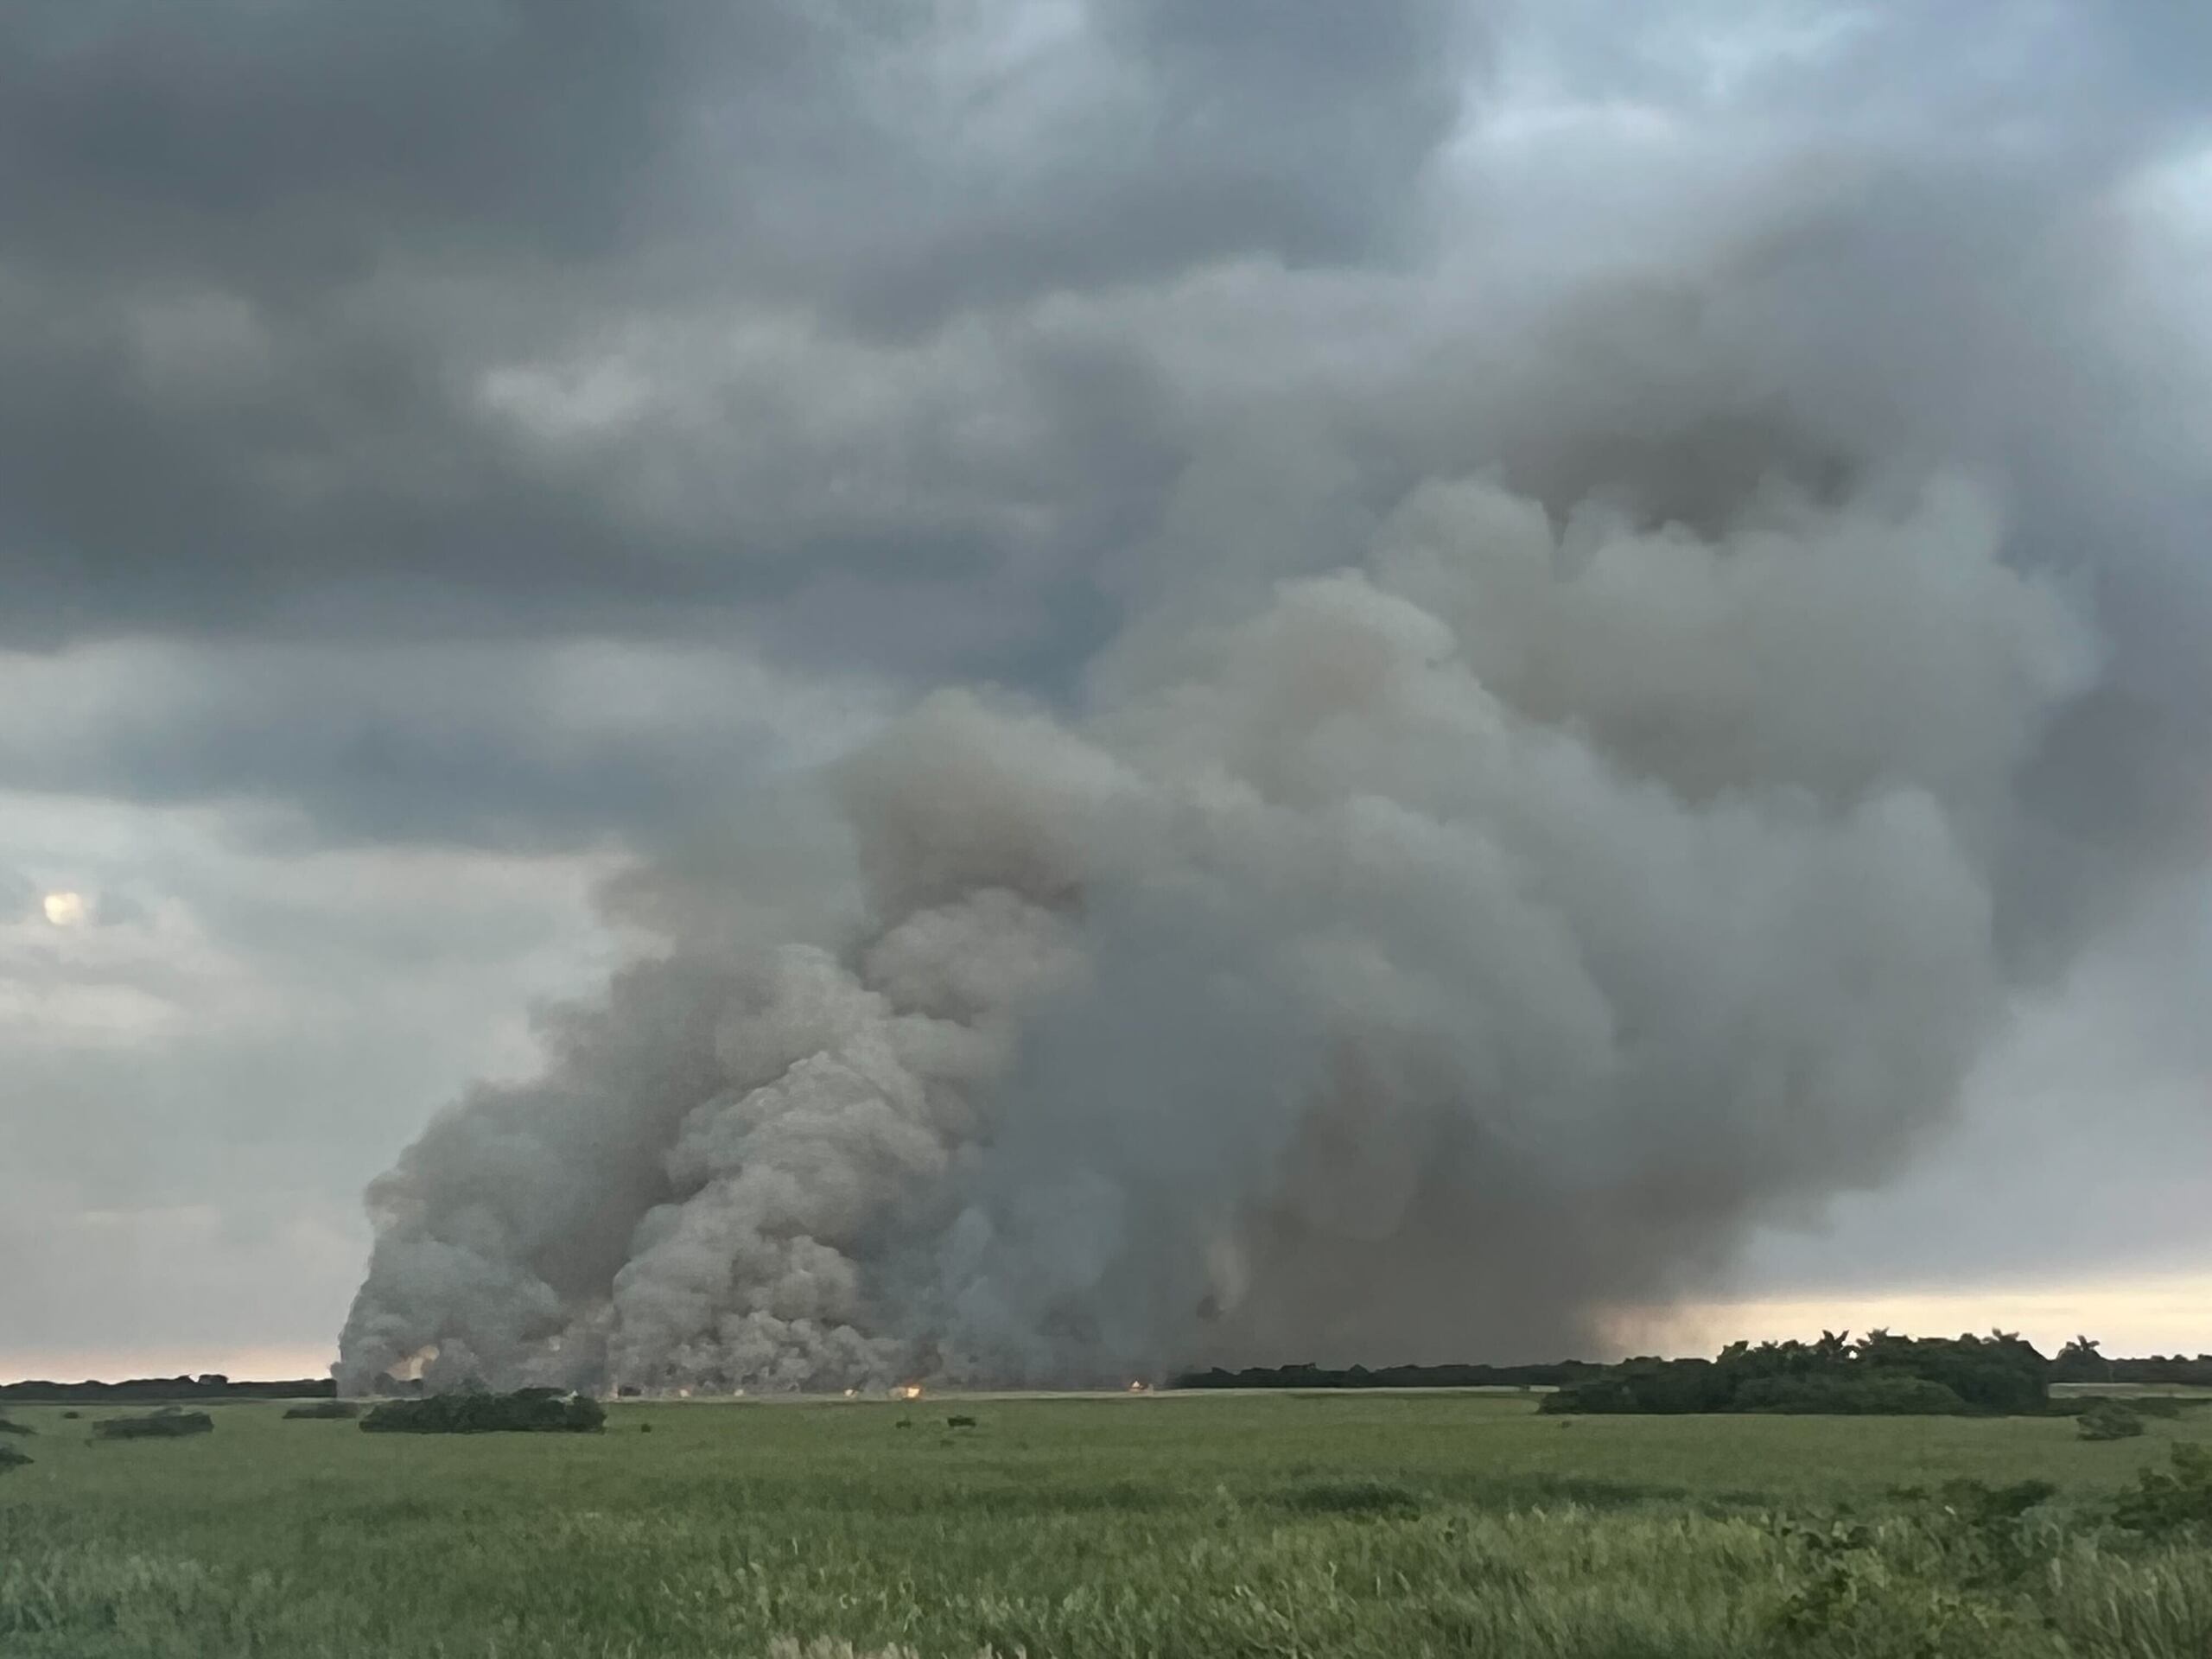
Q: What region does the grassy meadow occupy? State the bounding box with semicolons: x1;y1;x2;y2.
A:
4;1390;2211;1658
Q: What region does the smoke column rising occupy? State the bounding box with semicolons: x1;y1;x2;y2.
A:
338;5;2212;1394
340;470;2107;1391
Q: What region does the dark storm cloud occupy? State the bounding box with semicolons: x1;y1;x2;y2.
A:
0;1;696;270
0;639;888;850
0;0;1479;658
1;0;2202;882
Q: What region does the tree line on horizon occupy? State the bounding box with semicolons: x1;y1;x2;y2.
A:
0;1373;337;1404
6;1333;2208;1403
1177;1334;2212;1406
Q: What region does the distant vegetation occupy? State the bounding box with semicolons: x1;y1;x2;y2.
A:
0;1417;34;1437
1176;1361;1600;1389
283;1400;362;1421
1541;1332;2051;1416
0;1374;334;1404
92;1408;216;1440
360;1389;606;1434
0;1444;28;1474
1178;1337;2212;1402
2051;1335;2212;1389
1187;1333;2212;1414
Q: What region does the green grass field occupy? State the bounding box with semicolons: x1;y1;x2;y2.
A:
5;1392;2210;1657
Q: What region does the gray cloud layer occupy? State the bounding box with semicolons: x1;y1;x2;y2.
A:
3;1;2209;1380
0;0;1479;658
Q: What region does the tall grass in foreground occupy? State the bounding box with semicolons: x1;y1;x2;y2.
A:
3;1395;2208;1657
6;1501;2209;1657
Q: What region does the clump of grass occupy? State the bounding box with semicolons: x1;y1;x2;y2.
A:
2080;1400;2148;1441
1275;1478;1424;1516
92;1409;214;1441
282;1401;361;1421
359;1390;605;1434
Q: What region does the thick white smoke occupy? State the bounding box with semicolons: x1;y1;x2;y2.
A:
340;472;2101;1391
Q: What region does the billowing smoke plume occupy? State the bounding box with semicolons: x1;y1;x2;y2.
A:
340;467;2108;1390
339;7;2212;1393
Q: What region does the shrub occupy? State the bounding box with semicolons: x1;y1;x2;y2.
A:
283;1401;361;1420
359;1390;606;1434
92;1410;214;1440
2114;1444;2212;1536
0;1418;34;1437
2079;1400;2146;1440
0;1443;29;1473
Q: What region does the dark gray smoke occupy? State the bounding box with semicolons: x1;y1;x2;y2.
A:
339;3;2211;1392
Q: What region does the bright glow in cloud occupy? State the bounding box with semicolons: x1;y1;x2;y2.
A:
41;890;87;927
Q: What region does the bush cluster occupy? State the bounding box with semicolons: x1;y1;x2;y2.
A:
2078;1399;2148;1440
92;1409;215;1440
359;1389;606;1434
1542;1331;2050;1416
2114;1443;2212;1536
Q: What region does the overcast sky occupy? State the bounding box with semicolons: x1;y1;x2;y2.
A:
5;0;2209;1379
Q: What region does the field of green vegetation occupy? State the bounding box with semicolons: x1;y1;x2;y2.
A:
4;1391;2210;1658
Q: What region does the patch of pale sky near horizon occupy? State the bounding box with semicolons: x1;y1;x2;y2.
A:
1608;1270;2212;1363
0;788;624;1382
1726;883;2212;1332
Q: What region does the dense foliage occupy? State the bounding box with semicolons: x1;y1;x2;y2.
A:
2051;1336;2212;1388
359;1389;606;1434
280;1401;361;1421
1541;1332;2050;1415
